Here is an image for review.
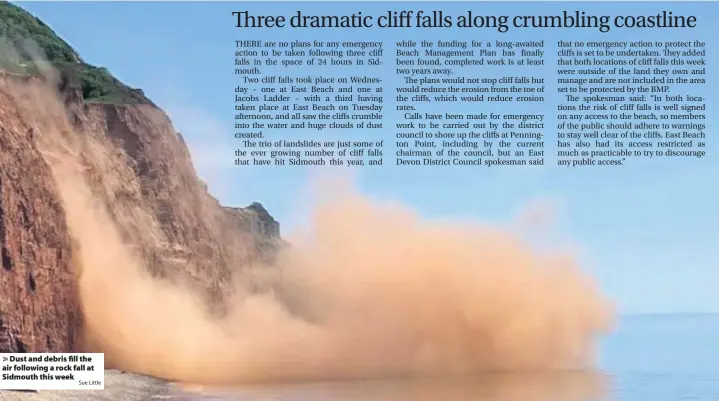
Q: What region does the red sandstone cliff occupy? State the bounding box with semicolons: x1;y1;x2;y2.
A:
0;77;80;352
0;71;281;352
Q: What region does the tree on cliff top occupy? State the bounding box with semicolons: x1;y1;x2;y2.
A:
0;1;151;105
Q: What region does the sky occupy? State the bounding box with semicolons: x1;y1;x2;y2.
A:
16;1;718;314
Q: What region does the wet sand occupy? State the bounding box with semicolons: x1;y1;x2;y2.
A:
0;370;609;401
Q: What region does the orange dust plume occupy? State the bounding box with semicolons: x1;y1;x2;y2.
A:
5;77;614;386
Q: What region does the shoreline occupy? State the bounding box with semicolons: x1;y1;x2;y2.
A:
0;369;177;400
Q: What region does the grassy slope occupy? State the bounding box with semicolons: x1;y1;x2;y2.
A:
0;1;151;105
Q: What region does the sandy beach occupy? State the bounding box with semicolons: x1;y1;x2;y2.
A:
0;370;182;401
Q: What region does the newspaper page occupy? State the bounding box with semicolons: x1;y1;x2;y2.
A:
0;0;715;400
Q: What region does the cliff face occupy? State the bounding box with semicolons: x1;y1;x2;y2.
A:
0;80;80;352
0;61;281;352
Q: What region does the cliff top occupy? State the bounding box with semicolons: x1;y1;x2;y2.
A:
0;1;152;105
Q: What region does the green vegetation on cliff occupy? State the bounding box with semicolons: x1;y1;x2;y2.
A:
0;1;151;105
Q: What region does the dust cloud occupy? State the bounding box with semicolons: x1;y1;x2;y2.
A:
6;77;614;386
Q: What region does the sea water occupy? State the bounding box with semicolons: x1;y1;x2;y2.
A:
600;314;719;401
173;314;719;401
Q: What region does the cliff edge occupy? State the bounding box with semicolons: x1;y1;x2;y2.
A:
0;1;281;353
